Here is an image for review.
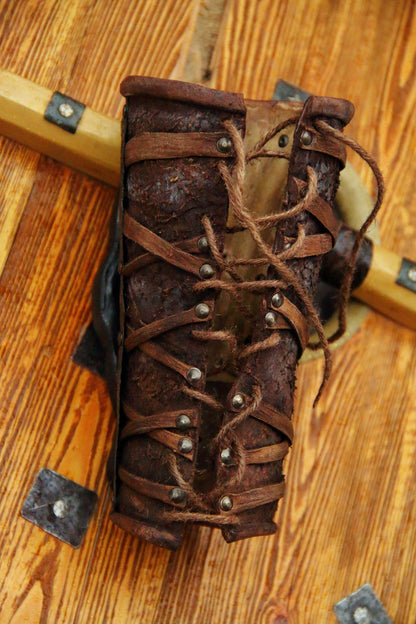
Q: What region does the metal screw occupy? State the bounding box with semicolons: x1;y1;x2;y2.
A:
176;414;191;430
187;367;202;384
178;437;193;453
284;242;292;250
220;448;233;465
169;487;186;504
265;311;278;327
300;130;313;146
231;393;245;409
271;292;284;308
219;495;233;511
217;136;233;153
53;499;69;518
197;236;209;252
199;263;215;279
407;265;416;283
194;303;210;319
58;102;75;118
353;606;371;624
278;134;289;148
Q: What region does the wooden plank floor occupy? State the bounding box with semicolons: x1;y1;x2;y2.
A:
1;1;416;622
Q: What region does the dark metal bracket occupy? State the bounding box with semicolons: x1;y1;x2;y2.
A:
44;91;85;134
396;257;416;294
334;584;393;623
21;468;97;548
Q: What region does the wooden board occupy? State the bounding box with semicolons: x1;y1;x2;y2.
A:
1;1;416;622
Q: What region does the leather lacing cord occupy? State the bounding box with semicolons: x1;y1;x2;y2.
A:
119;114;384;526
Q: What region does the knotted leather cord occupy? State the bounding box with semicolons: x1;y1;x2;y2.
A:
120;113;383;524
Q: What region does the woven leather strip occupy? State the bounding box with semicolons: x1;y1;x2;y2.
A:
299;125;347;165
149;429;195;460
125;303;213;351
290;233;333;258
125;132;235;166
251;402;294;443
268;296;309;351
140;341;202;384
306;194;340;242
118;467;186;507
220;481;285;514
124;213;209;278
244;441;289;464
121;404;196;438
122;236;203;276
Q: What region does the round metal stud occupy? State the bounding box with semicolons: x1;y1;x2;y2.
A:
265;311;278;327
194;303;210;319
284;241;292;250
353;606;371;624
176;414;191;430
187;367;202;384
278;133;289;148
197;236;209;252
169;487;187;504
220;448;233;465
219;495;233;511
53;499;69;518
407;265;416;283
178;437;193;454
58;102;75;118
271;292;284;308
300;130;313;146
231;393;245;409
217;136;233;153
199;263;215;279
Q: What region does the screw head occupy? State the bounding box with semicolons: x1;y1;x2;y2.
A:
219;495;233;511
231;393;245;409
353;606;371;624
278;134;289;148
197;236;209;252
271;292;284;308
53;499;69;518
217;136;233;153
300;130;313;146
169;487;187;504
187;367;202;384
178;437;193;454
58;102;75;118
284;242;292;250
220;448;233;465
265;311;278;327
194;303;210;319
407;265;416;283
199;263;215;279
176;414;191;430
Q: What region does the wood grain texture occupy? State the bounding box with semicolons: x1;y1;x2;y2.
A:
0;1;416;623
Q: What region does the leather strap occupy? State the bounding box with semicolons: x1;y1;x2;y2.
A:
118;467;186;507
288;233;333;258
245;441;289;464
220;481;285;514
268;295;309;352
125;303;213;351
121;403;196;438
124;213;211;279
306;194;340;242
149;429;194;460
140;340;203;385
122;235;204;276
299;124;347;165
251;402;294;443
125;132;235;166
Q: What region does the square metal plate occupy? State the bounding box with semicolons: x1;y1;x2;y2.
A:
21;468;97;548
334;584;393;624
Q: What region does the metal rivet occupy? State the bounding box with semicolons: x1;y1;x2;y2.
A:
300;130;313;146
169;487;187;504
271;292;284;308
176;414;191;430
231;393;245;409
217;136;233;153
278;134;289;148
58;102;75;118
197;236;209;252
187;367;202;384
195;303;210;319
220;448;233;465
199;263;215;279
284;242;292;250
407;266;416;283
178;437;193;453
219;495;233;511
53;499;69;518
265;311;278;327
353;606;371;624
